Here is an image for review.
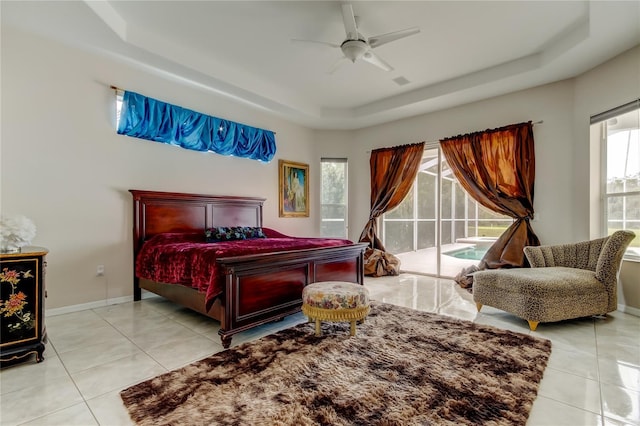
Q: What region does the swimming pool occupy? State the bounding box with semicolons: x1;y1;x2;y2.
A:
443;246;488;260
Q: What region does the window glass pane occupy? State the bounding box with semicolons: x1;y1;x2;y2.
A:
321;203;345;219
384;221;414;253
386;187;414;219
607;196;624;221
115;91;123;128
468;199;477;220
422;148;439;174
454;184;466;219
476;221;510;237
321;161;346;204
626;195;640;221
441;220;452;244
441;180;452;218
417;172;435;219
607;179;626;195
417;221;436;250
606;109;640;193
607;194;640;257
321;220;346;238
478;205;499;219
321;204;346;238
627;177;640;193
418;148;438;220
321;159;347;238
455;221;466;241
607;194;640;224
441;155;456;221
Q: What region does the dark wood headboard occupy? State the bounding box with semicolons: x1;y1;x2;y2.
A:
129;190;265;258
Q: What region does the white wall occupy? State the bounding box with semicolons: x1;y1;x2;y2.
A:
1;27;318;309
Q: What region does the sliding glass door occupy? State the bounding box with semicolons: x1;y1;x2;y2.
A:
382;145;511;278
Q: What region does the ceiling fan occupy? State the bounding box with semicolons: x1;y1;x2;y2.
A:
292;3;420;73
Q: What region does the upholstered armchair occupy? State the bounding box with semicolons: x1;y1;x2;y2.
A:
473;230;635;330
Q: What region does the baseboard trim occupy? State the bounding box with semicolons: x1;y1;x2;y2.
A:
46;292;158;317
618;303;640;317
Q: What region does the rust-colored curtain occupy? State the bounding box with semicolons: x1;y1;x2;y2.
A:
440;122;539;270
359;142;425;251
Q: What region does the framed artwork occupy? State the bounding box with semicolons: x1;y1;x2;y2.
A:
279;159;309;217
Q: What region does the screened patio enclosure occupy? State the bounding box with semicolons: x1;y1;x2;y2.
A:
382;146;513;278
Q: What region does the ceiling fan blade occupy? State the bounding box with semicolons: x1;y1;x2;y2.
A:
291;39;340;49
368;27;420;49
327;56;349;74
341;3;359;40
361;50;394;72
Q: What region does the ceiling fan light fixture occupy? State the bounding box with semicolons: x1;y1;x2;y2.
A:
293;3;419;73
341;40;368;62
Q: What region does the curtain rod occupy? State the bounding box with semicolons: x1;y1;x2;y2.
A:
366;121;543;153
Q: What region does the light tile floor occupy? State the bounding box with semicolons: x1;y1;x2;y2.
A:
1;274;639;425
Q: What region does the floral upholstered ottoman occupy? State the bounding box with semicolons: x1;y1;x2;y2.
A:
302;281;370;336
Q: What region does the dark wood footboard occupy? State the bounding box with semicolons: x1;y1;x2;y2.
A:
217;243;367;346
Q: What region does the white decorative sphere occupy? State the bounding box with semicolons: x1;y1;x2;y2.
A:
0;215;37;253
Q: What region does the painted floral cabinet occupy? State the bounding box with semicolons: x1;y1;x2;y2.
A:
0;247;48;364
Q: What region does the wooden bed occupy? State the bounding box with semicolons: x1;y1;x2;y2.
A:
130;189;367;348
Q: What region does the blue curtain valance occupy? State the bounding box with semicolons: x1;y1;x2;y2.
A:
117;90;276;162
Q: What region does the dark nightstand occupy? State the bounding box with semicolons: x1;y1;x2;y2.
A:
1;247;48;364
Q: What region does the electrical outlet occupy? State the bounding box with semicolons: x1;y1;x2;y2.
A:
96;265;105;276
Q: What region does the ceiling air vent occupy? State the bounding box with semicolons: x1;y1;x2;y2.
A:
393;76;410;86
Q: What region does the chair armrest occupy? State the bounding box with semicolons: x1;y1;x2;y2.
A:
595;230;635;283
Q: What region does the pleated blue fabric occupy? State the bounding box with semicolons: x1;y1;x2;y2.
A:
117;91;276;162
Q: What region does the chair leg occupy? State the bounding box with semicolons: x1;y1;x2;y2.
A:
476;303;483;312
527;320;539;331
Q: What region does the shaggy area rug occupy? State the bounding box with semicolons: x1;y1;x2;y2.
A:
121;302;551;426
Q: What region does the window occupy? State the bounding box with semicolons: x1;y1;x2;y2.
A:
113;89;276;162
320;158;348;238
115;89;124;128
592;99;640;260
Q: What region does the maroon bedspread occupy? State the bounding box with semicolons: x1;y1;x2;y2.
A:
135;231;353;307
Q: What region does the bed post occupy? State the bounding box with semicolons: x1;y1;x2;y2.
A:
357;248;365;284
218;273;235;348
133;277;141;301
130;191;142;301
